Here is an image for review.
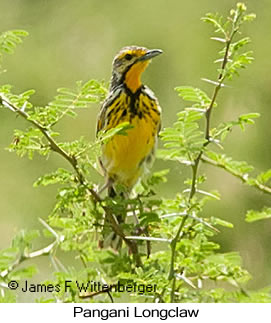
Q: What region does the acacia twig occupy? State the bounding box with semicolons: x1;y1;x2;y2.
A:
0;95;142;267
0;219;61;279
168;10;244;302
0;240;57;279
201;154;271;195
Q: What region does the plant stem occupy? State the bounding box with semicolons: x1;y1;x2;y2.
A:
201;154;271;195
0;95;142;267
168;12;242;301
0;240;57;279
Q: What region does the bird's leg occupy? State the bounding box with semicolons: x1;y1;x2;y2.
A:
132;209;139;225
98;177;114;195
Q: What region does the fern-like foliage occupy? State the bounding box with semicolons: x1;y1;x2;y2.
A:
0;30;28;73
211;112;260;142
29;80;107;127
246;207;271;223
0;80;107;162
159;109;206;163
47;80;107;120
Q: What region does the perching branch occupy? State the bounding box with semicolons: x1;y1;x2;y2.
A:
0;94;142;267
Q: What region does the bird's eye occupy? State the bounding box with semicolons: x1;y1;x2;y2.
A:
124;53;133;60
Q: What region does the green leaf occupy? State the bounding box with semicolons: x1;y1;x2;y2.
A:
34;168;73;187
256;169;271;184
7;127;49;160
0;247;18;268
206;151;254;175
206;251;241;266
212;112;260;141
0;30;28;73
97;122;134;143
211;217;234;228
0;86;35;111
146;169;169;186
226;51;254;80
140;212;161;226
11;230;40;250
201;13;226;35
49;80;107;111
160;109;206;161
246;208;271;223
239;112;260;127
9;265;38;280
243;13;256;22
24;80;107;127
231;37;251;52
175;86;211;108
0;30;28;55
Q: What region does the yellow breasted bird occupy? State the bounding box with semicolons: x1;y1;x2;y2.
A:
96;46;162;197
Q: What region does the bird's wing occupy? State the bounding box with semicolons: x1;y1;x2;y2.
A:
96;86;123;136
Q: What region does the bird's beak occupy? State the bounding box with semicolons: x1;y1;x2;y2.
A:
138;49;163;62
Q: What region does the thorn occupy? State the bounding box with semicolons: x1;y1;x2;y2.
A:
39;217;59;239
2;99;16;112
21;101;27;112
201;78;230;88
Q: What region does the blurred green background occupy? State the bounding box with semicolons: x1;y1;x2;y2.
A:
1;0;270;298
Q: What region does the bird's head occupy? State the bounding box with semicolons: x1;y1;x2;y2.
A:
110;46;162;93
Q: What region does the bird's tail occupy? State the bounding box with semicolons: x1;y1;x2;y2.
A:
99;185;124;250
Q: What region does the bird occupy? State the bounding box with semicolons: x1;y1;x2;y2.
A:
96;46;162;198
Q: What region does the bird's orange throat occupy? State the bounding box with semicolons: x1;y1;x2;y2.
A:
124;61;149;93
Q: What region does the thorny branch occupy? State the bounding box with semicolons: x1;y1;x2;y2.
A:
0;241;57;280
0;95;142;267
0;219;61;280
168;9;245;302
